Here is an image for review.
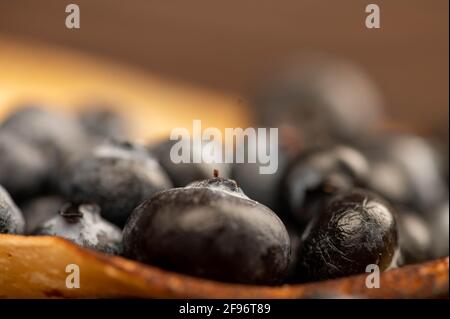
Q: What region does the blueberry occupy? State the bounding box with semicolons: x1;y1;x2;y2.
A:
0;106;92;193
33;203;122;254
397;209;433;265
0;131;50;199
0;185;25;234
78;107;129;142
365;134;447;212
21;196;65;234
284;229;302;282
428;200;449;259
0;106;91;166
281;145;369;228
366;158;410;209
253;57;384;147
60;141;173;227
123;173;290;285
231;128;299;212
149;139;230;187
295;189;398;282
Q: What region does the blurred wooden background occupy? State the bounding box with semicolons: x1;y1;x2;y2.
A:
0;0;448;134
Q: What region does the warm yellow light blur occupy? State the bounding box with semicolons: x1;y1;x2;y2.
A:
0;37;251;143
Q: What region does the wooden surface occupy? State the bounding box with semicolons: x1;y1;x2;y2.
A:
0;0;448;134
0;234;448;298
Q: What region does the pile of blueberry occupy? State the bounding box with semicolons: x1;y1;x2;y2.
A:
0;63;448;286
